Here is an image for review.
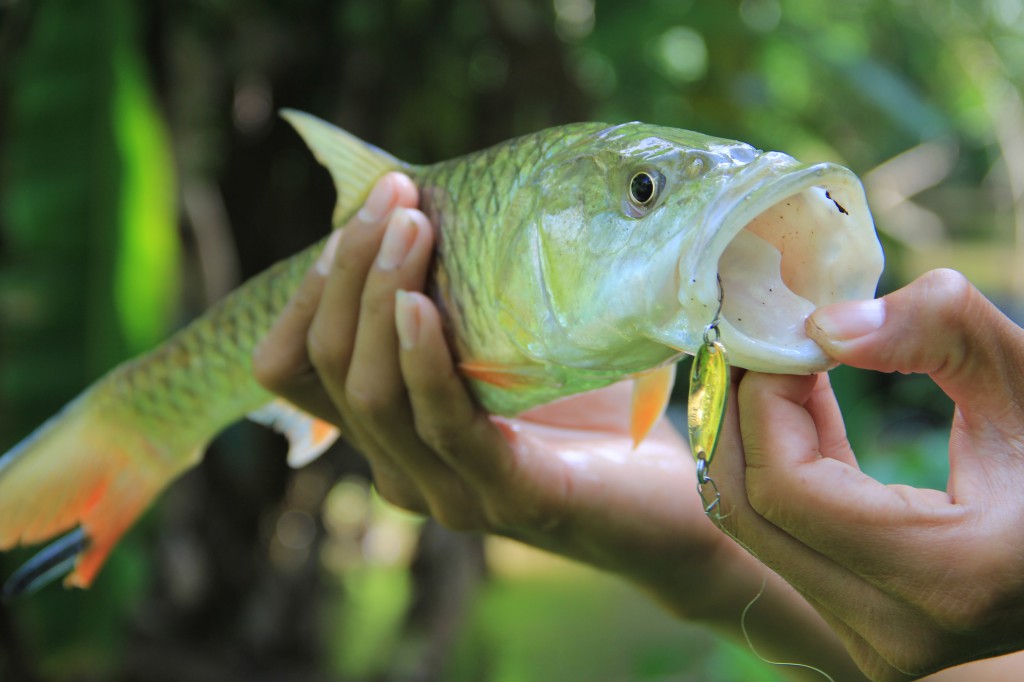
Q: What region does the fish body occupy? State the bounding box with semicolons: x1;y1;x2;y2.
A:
0;112;883;592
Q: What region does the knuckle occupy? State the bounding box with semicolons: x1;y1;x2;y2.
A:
921;267;972;300
252;339;313;394
481;503;530;533
306;327;340;375
344;384;389;418
743;463;783;521
480;481;566;536
358;286;395;322
416;421;465;456
251;345;286;391
921;269;975;324
289;281;323;319
430;500;482;533
374;478;426;516
894;269;986;378
333;249;366;281
333;229;375;271
486;452;573;535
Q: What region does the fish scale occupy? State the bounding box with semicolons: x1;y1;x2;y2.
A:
0;110;884;594
417;123;605;373
0;121;613;589
97;246;319;453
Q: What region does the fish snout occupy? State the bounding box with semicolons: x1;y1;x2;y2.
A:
662;161;883;373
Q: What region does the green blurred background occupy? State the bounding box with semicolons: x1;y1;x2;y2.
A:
0;0;1020;680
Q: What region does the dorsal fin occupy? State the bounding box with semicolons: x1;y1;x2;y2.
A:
280;109;408;227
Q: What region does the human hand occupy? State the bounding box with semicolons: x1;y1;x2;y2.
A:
252;172;885;679
713;269;1024;680
250;172;736;608
252;172;894;679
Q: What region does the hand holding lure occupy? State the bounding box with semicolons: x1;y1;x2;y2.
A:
685;284;835;680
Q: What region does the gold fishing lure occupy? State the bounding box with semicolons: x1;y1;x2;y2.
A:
688;334;728;478
688;278;729;512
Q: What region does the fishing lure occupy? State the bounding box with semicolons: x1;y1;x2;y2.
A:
688;278;729;514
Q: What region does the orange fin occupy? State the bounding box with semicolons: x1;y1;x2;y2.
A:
458;361;546;390
0;396;196;590
630;364;677;447
3;527;90;597
248;399;340;468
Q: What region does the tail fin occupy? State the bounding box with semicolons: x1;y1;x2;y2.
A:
0;393;197;591
2;528;89;598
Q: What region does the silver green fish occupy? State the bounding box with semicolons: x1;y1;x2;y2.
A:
0;111;883;593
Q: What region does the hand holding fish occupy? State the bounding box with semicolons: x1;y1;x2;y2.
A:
714;269;1024;681
253;172;727;579
8;108;1011;679
0;111;885;592
253;173;878;682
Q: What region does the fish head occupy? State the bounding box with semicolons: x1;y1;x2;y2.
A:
496;122;883;376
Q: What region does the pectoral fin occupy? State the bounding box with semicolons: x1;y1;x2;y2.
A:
458;361;549;390
630;364;677;447
248;400;340;468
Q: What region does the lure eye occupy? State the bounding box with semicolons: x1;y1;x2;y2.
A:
629;172;656;205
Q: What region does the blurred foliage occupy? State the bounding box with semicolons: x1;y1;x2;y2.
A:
1;0;1022;680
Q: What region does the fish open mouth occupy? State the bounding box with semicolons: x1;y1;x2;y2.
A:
693;161;883;373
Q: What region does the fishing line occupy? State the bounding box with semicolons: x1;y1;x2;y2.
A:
688;277;835;682
695;490;836;682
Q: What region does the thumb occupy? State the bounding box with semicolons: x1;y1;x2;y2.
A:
807;268;1024;419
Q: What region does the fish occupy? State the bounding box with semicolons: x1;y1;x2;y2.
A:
0;110;884;595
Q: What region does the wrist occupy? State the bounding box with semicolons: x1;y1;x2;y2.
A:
642;535;765;625
600;519;754;624
627;535;871;681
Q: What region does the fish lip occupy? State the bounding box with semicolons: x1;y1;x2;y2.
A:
663;156;883;373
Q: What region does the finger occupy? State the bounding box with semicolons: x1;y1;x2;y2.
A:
711;387;946;680
739;371;957;533
342;210;474;506
712;380;869;576
306;172;419;388
252;231;344;423
807;269;1024;431
343;208;435;417
395;291;513;491
804;372;858;469
304;173;427;511
735;370;981;619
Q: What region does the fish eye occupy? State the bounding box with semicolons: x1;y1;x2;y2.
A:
629;171;656;205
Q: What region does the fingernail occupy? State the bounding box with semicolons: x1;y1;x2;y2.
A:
807;299;886;342
377;208;417;270
357;176;395;223
316;230;343;276
395;290;420;350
